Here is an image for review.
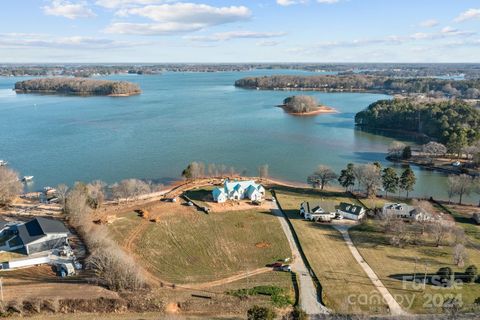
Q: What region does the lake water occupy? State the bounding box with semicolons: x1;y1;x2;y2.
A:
0;70;470;202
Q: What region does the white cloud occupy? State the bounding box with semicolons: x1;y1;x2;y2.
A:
43;0;96;19
277;0;338;5
409;27;475;41
276;0;308;6
95;0;173;9
185;31;286;42
105;22;206;35
454;8;480;22
116;3;251;23
105;3;251;35
256;40;281;46
419;19;439;28
0;33;147;49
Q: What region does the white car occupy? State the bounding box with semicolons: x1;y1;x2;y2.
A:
452;161;461;167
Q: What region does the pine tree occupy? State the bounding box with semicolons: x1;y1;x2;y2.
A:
400;166;416;198
338;163;356;192
382;167;399;198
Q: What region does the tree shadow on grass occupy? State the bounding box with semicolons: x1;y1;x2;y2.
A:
417;248;449;258
385;255;443;266
350;233;389;247
184;189;212;202
272;186;349;199
388;273;473;288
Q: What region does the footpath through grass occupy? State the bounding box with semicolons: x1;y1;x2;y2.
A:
274;187;389;314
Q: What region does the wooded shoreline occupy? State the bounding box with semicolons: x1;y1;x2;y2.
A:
14;78;141;96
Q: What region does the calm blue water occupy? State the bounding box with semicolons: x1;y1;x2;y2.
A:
0;70;467;202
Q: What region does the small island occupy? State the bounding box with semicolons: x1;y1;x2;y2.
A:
279;95;336;116
14;78;141;96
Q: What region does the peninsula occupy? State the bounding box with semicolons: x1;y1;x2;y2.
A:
280;95;336;116
14;78;141;96
235;74;480;99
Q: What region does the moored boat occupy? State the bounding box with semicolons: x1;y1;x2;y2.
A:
22;176;34;182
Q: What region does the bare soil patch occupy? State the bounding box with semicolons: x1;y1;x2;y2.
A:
255;241;271;249
1;265;118;301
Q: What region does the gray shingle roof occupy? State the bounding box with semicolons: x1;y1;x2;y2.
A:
17;218;69;245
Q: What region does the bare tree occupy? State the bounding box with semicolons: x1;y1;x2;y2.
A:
208;163;217;177
422;141;447;157
388;141;406;158
307;165;337;190
112;179;150;202
0;167;23;206
447;174;474;205
65;183;91;227
87;180;106;209
385;219;409;247
182;161;205;180
56;184;69;210
357;164;382;198
84;227;145;291
428;222;452;247
463;140;480;160
258;164;269;179
453;244;468;267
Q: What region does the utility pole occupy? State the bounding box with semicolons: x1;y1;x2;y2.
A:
0;277;4;302
423;263;428;291
413;257;418;282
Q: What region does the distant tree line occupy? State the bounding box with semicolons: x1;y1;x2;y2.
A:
355;99;480;147
235;75;480;99
14;78;141;96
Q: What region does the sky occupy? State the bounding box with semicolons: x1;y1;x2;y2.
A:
0;0;480;63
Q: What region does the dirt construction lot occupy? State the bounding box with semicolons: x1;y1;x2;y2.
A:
1;265;118;301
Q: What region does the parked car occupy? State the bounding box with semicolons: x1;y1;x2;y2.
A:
186;201;194;206
452;161;461;167
54;263;76;277
280;265;292;272
267;262;283;268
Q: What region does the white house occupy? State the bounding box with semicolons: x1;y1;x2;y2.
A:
0;217;69;255
382;203;434;221
300;202;335;222
212;180;265;203
336;202;366;221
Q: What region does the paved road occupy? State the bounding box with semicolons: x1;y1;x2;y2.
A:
333;225;408;316
271;202;329;316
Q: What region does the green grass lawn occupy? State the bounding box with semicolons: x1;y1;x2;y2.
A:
442;204;480;245
350;220;480;314
109;208;291;285
274;187;389;314
108;211;140;245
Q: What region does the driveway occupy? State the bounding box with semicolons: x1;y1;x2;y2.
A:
271;202;329;316
333;224;408;316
